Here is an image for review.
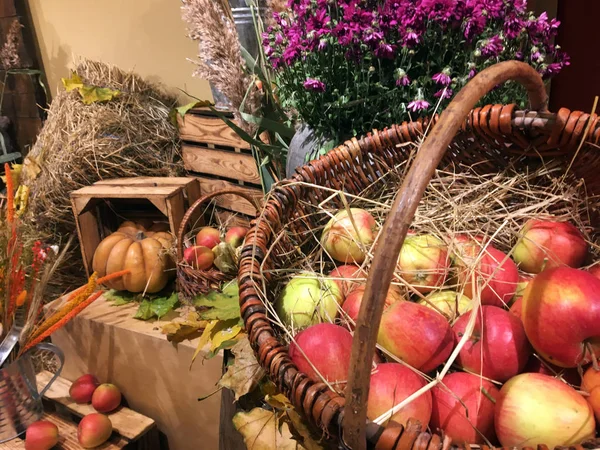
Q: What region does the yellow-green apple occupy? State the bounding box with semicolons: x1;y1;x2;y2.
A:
377;301;454;372
430;372;498;445
224;226;248;248
289;323;355;386
418;290;472;323
195;227;221;249
321;208;378;264
583;367;600;421
183;245;214;270
276;272;343;329
92;383;122;413
513;219;588;274
341;284;403;327
455;241;518;307
25;421;59;450
452;306;532;382
367;363;432;428
77;413;113;448
522;267;600;368
523;355;580;387
508;296;523;321
69;374;100;404
495;372;595;448
329;265;366;297
397;234;449;293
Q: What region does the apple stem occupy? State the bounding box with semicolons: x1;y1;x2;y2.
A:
586;342;599;371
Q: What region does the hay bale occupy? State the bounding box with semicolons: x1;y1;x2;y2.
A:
23;59;184;294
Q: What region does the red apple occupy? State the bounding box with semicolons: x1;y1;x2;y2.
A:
588;263;600;280
321;208;378;264
453;306;532;382
342;284;403;327
522;267;600;368
513;219;588;274
396;234;449;294
25;421;59;450
289;323;355;386
367;363;432;428
523;355;581;387
92;384;122;413
430;372;498;445
77;413;113;448
495;373;595;448
195;227;221;249
418;290;472;323
455;242;518;307
225;226;248;248
377;301;454;372
329;265;366;297
183;245;214;270
583;367;600;421
508;297;523;321
69;374;100;404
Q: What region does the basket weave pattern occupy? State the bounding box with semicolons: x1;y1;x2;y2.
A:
238;62;600;449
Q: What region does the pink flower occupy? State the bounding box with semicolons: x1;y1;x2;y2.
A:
434;88;453;99
432;68;452;85
303;78;326;92
395;68;411;86
407;99;430;112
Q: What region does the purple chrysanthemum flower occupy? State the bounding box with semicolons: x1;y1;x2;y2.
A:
303;78;326;92
407;99;430;112
419;0;458;22
432;68;452;85
515;51;524;61
481;35;504;57
395;68;410;86
318;38;328;51
403;28;420;46
434;88;453;99
375;41;394;58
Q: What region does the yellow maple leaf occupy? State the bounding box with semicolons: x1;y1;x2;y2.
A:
78;85;120;105
232;408;300;450
62;72;84;92
210;324;242;352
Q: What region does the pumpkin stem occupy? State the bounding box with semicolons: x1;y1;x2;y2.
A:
136;231;146;240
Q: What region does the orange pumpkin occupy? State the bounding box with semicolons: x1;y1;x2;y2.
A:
92;221;175;293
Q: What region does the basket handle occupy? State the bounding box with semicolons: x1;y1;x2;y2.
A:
176;187;262;260
342;61;548;449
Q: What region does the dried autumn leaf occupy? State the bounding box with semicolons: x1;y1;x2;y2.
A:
286;410;325;450
162;312;207;343
78;85;120;104
213;242;238;274
23;156;41;180
219;336;265;400
62;72;84;91
190;318;240;367
211;324;242;351
232;408;300;450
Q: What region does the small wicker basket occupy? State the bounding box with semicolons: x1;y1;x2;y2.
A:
176;188;261;299
238;61;600;449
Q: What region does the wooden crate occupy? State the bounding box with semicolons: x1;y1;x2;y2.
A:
45;294;223;450
177;108;263;218
70;177;201;277
0;371;159;450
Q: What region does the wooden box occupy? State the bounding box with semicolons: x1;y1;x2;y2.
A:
45;294;224;450
0;371;160;450
70;177;201;277
177;108;263;219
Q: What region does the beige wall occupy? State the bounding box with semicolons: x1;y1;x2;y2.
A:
27;0;212;104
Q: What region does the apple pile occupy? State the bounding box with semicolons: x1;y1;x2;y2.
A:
278;209;600;447
183;225;249;270
25;373;124;449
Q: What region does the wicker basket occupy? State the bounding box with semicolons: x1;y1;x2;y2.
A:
238;61;600;449
176;188;261;299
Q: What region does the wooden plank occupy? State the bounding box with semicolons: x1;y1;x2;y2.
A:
71;185;182;202
93;177;198;187
166;190;185;236
0;411;128;450
36;371;156;441
182;145;260;184
195;176;262;216
73;207;101;277
178;114;250;150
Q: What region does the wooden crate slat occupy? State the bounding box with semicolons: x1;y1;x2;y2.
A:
94;177;198;187
178;114;250;150
0;411;128;450
195;176;262;216
71;185;183;201
36;371;156;441
182;145;260;184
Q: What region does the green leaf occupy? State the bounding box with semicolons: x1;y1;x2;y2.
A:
205;338;242;359
194;281;241;321
239;111;295;138
150;292;179;319
104;289;137;306
78;85;120;104
134;300;154;320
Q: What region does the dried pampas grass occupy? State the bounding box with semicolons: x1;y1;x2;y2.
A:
22;59;183;294
181;0;261;127
0;19;23;70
